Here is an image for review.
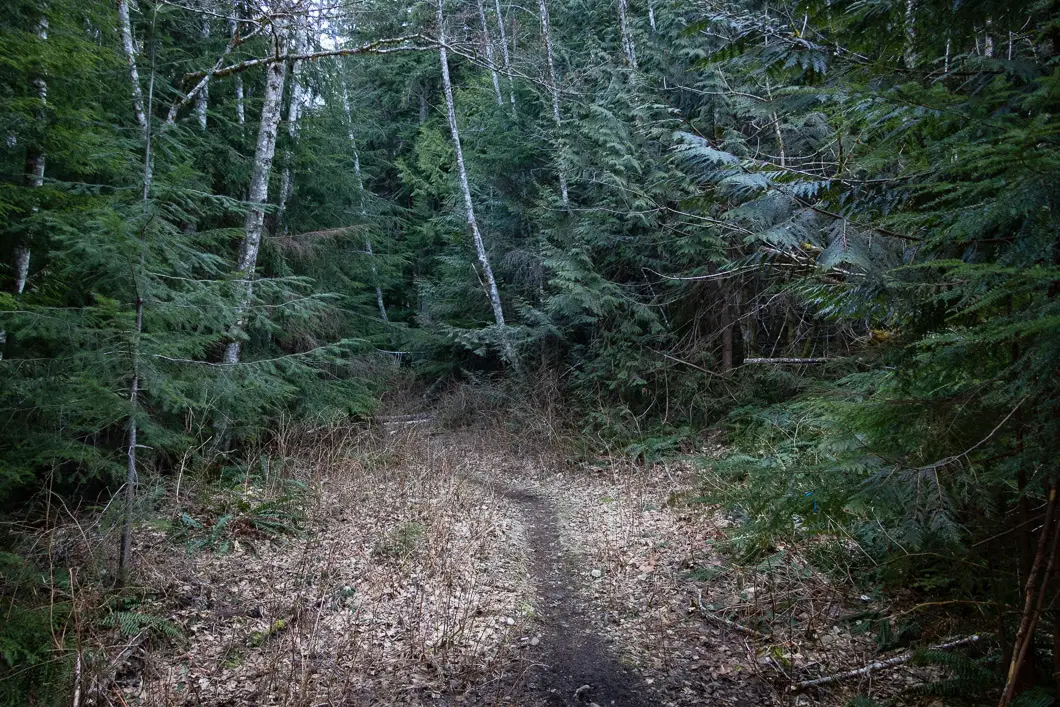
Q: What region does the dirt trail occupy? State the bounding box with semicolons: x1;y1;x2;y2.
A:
451;428;776;707
496;486;646;706
135;423;779;706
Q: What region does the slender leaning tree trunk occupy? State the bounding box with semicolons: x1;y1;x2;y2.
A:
617;0;637;72
437;0;517;366
341;84;388;323
277;28;306;232
195;15;210;130
229;1;245;125
1;13;47;359
118;0;148;132
476;0;504;105
224;47;288;365
903;0;918;68
493;0;516;108
537;0;568;206
117;0;153;210
116;3;155;582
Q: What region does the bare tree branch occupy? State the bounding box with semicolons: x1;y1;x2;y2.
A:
184;34;434;81
694;589;771;639
741;357;833;365
166;24;264;125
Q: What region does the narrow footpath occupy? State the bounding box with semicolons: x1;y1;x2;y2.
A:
495;485;646;705
135;421;779;706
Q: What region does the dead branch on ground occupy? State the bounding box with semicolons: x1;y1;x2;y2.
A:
694;589;771;640
793;634;981;691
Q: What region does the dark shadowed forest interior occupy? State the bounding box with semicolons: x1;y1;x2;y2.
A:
0;0;1058;704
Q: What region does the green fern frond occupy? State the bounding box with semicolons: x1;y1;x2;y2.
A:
100;610;184;642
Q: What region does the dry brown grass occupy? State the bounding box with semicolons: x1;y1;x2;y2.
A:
131;419;534;706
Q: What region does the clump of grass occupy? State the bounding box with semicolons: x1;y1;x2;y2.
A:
372;520;425;560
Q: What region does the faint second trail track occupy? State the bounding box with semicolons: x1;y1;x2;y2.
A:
496;486;647;706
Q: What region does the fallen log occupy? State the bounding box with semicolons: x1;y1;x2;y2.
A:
377;413;433;423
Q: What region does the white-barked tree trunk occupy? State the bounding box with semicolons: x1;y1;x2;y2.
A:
476;0;503;105
195;16;210;130
116;1;156;580
903;0;918;68
0;15;47;359
118;0;148;132
229;2;245;125
537;0;568;206
437;0;517;366
617;0;637;72
493;0;516;108
224;46;288;365
342;83;388;323
277;28;306;232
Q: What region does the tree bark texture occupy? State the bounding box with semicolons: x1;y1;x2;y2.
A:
1000;485;1060;706
119;15;156;582
617;0;637;71
118;0;148;132
903;0;918;68
493;0;516;107
229;4;245;125
277;29;306;232
195;16;210;130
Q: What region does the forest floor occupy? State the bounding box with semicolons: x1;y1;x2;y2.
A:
118;414;938;706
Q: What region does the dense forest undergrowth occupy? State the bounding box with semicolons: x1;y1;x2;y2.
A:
1;0;1058;704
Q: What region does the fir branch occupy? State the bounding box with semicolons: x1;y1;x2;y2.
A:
152;343;348;367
